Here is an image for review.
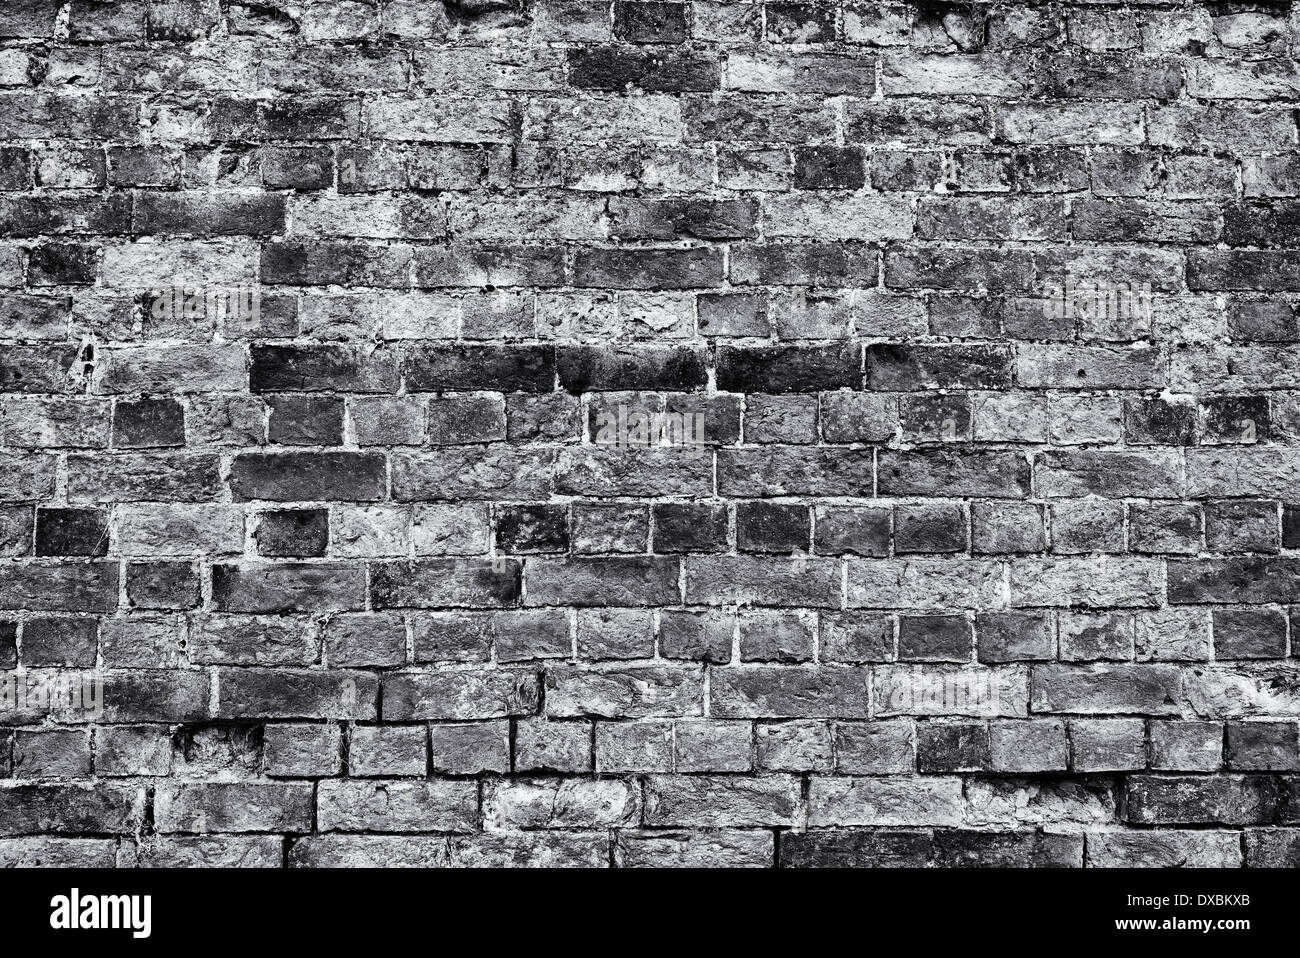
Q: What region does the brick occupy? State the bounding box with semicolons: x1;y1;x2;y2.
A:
783;829;1081;868
212;563;366;613
1124;775;1278;826
675;720;751;771
214;669;376;721
574;248;723;290
447;832;609;868
1150;721;1223;772
515;720;592;773
568;48;719;92
990;720;1068;772
917;722;990;772
658;610;732;663
1088;830;1243;868
1226;721;1300;771
1214;608;1287;660
383;671;538;721
486;777;638;828
1010;558;1163;608
848;559;1004;611
263;725;343;778
879;450;1030;498
1070;718;1146;772
616;830;771;868
1032;664;1181;716
527;557;679;606
68;453;222;503
645;775;799;827
966;778;1115;830
808;777;964;827
615;1;686;42
545;666;702;719
492;609;568;662
0;784;143;836
349;726;428;777
1245;829;1300;867
229;452;386;502
0;562;119;612
318;780;476;833
712;666;868;718
155;782;312;834
834;720;914;774
717;345;860;393
1169;558;1300;604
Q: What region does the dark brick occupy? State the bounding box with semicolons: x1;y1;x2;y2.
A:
20;617;97;666
814;507;890;557
211;562;367;613
794;147;866;190
404;345;555;393
229;452;387;502
614;1;688;43
867;344;1013;390
495;504;570;554
653;503;728;553
266;395;344;446
568;48;719;92
28;244;97;286
35;508;108;557
557;346;706;393
255;510;330;558
736;501;809;554
917;723;990;772
895;503;967;554
899;615;973;663
1202;396;1270;445
716;345;860;393
251;345;398;395
0;621;15;669
573;248;724;290
126;561;200;611
113;397;185;448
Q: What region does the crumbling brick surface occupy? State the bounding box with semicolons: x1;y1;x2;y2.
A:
1;0;1299;868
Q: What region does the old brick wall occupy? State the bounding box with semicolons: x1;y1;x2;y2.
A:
0;0;1298;869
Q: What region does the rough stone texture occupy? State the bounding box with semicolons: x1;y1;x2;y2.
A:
0;0;1298;869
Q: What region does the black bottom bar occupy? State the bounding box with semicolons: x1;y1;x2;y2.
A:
0;867;1280;945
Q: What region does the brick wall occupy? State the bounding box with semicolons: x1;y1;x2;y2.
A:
1;0;1299;868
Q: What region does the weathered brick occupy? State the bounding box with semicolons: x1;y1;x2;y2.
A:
645;775;799;827
545;666;703;719
318;780;476;833
486;777;638;828
807;777;964;827
383;670;539;721
1088;830;1243;868
1124;774;1278;826
155;783;313;834
1031;664;1181;716
0;784;143;836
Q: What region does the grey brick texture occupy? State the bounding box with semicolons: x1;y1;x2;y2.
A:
1;0;1299;869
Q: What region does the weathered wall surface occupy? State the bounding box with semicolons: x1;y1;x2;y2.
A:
1;0;1299;868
